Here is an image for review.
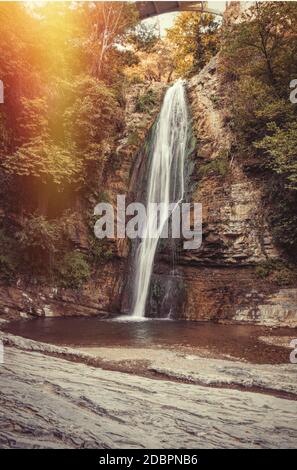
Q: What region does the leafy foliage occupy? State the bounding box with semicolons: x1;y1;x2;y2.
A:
221;1;297;257
3;139;79;186
255;123;297;190
0;229;18;281
0;212;93;287
255;259;296;286
128;22;159;52
90;239;113;265
57;251;90;289
0;2;140;285
124;38;175;83
135;89;159;113
198;153;229;179
166;12;220;77
15;214;64;276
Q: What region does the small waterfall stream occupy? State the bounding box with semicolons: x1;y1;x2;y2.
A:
131;80;189;319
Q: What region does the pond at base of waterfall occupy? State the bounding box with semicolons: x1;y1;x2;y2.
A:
3;317;296;364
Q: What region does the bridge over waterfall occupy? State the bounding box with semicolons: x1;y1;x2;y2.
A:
136;1;223;19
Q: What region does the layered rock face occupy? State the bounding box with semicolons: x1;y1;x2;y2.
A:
1;58;297;327
0;260;124;320
171;57;297;327
144;56;297;327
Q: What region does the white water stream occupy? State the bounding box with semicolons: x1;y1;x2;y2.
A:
131;80;189;318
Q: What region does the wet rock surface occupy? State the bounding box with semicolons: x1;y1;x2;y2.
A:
152;56;297;326
0;339;297;449
0;62;297;326
0;261;122;320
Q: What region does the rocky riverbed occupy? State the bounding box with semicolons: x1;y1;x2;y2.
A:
0;331;296;449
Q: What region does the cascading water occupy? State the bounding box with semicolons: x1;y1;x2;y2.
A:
131;80;189;319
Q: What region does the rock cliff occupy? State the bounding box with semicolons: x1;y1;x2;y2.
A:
173;57;297;326
1;58;297;327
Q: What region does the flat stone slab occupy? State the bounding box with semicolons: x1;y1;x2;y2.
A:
2;332;297;397
78;346;297;397
0;346;297;448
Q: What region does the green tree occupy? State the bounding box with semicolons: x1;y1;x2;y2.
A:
0;1;137;285
221;1;297;257
128;21;159;52
256;122;297;190
166;11;220;77
57;251;90;289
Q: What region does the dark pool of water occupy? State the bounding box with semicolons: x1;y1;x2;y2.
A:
3;317;296;363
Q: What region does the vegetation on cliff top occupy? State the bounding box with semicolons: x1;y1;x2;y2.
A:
1;1;296;287
0;2;141;285
221;1;297;260
0;2;220;286
167;11;220;77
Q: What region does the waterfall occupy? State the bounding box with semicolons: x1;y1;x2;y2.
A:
131;80;189;319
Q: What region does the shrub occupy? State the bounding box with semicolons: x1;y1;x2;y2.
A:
57;251;90;289
273;267;295;287
3;139;79;187
17;215;59;254
198;153;229;178
90;240;113;264
255;122;297;191
268;191;297;260
127;131;141;147
14;212;77;278
255;264;270;279
255;259;296;286
0;246;18;282
15;215;61;276
0;229;18;278
135;89;158;113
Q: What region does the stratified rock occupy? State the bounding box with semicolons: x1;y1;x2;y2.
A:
1;345;297;449
234;289;297;327
153;56;297;326
0;261;122;320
